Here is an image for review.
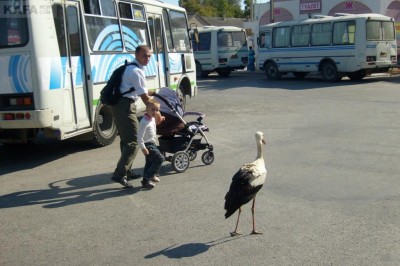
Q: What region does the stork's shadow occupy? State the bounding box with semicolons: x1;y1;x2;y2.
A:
144;236;244;259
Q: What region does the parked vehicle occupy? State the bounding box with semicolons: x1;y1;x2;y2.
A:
191;26;248;77
0;0;197;145
257;13;397;81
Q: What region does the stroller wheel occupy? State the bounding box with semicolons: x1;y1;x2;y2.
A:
201;151;214;165
172;151;190;173
187;149;197;161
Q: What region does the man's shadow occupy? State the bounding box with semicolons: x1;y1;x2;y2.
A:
0;173;140;209
144;236;245;259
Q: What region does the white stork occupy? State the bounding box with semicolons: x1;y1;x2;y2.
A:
224;131;267;236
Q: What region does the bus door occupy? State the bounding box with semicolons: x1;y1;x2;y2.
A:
148;13;167;88
64;1;90;131
258;30;271;68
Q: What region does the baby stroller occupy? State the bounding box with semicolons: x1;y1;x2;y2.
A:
154;88;214;173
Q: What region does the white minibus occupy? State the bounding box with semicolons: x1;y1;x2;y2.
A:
258;13;397;81
0;0;197;145
191;26;248;77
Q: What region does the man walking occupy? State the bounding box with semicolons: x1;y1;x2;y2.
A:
111;45;152;188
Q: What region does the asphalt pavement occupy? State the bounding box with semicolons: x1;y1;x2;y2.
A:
1;71;400;265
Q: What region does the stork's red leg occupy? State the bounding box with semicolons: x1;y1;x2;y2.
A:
230;207;242;236
251;197;262;235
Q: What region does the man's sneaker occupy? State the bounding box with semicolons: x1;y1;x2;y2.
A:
151;176;160;182
111;177;133;188
127;169;141;180
141;180;155;189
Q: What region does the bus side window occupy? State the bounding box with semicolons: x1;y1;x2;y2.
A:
311;23;332;46
260;33;265;48
260;32;271;49
333;21;355;45
198;32;211;51
83;0;100;15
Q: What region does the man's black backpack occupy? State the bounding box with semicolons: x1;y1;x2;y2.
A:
100;61;138;105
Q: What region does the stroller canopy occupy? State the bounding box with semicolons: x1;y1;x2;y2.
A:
156;87;184;118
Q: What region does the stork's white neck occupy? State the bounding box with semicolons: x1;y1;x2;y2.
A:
256;140;263;160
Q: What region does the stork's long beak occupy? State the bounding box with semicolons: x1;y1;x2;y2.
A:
262;139;266;145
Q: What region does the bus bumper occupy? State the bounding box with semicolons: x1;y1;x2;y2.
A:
0;109;53;129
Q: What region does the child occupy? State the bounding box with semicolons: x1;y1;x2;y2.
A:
137;99;165;189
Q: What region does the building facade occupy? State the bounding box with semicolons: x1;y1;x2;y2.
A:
244;0;400;57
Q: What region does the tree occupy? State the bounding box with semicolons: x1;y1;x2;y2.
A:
179;0;201;14
243;0;251;18
179;0;244;18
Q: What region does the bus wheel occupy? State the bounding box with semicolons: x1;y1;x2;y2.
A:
265;62;281;80
196;62;208;78
321;61;340;82
217;69;231;77
347;70;366;81
293;72;308;79
92;103;118;147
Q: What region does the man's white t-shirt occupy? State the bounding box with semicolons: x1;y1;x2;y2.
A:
119;59;147;101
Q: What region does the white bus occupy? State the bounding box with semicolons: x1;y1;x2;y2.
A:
0;0;197;145
257;13;397;81
191;26;248;78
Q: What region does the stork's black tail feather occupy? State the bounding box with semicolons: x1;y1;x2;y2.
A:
224;191;242;219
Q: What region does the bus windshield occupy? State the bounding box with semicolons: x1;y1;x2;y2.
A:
217;31;246;47
0;0;29;48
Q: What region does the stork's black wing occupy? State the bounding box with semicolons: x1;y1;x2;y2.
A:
224;168;263;219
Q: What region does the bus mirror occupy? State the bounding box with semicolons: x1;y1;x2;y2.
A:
193;28;199;43
257;37;260;45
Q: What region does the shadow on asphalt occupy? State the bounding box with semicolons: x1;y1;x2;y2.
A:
144;235;247;259
0;174;139;209
0;140;97;176
0;141;209;209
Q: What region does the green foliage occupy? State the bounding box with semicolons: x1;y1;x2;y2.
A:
243;0;251;17
179;0;246;18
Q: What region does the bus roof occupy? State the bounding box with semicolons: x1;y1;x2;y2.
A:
259;13;394;30
127;0;187;12
194;26;245;33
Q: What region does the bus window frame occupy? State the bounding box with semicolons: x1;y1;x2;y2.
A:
162;9;191;53
83;1;150;53
332;20;356;45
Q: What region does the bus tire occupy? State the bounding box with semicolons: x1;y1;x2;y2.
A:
217;69;231;77
321;61;340;82
347;70;366;81
265;62;281;80
196;62;208;78
92;103;118;147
